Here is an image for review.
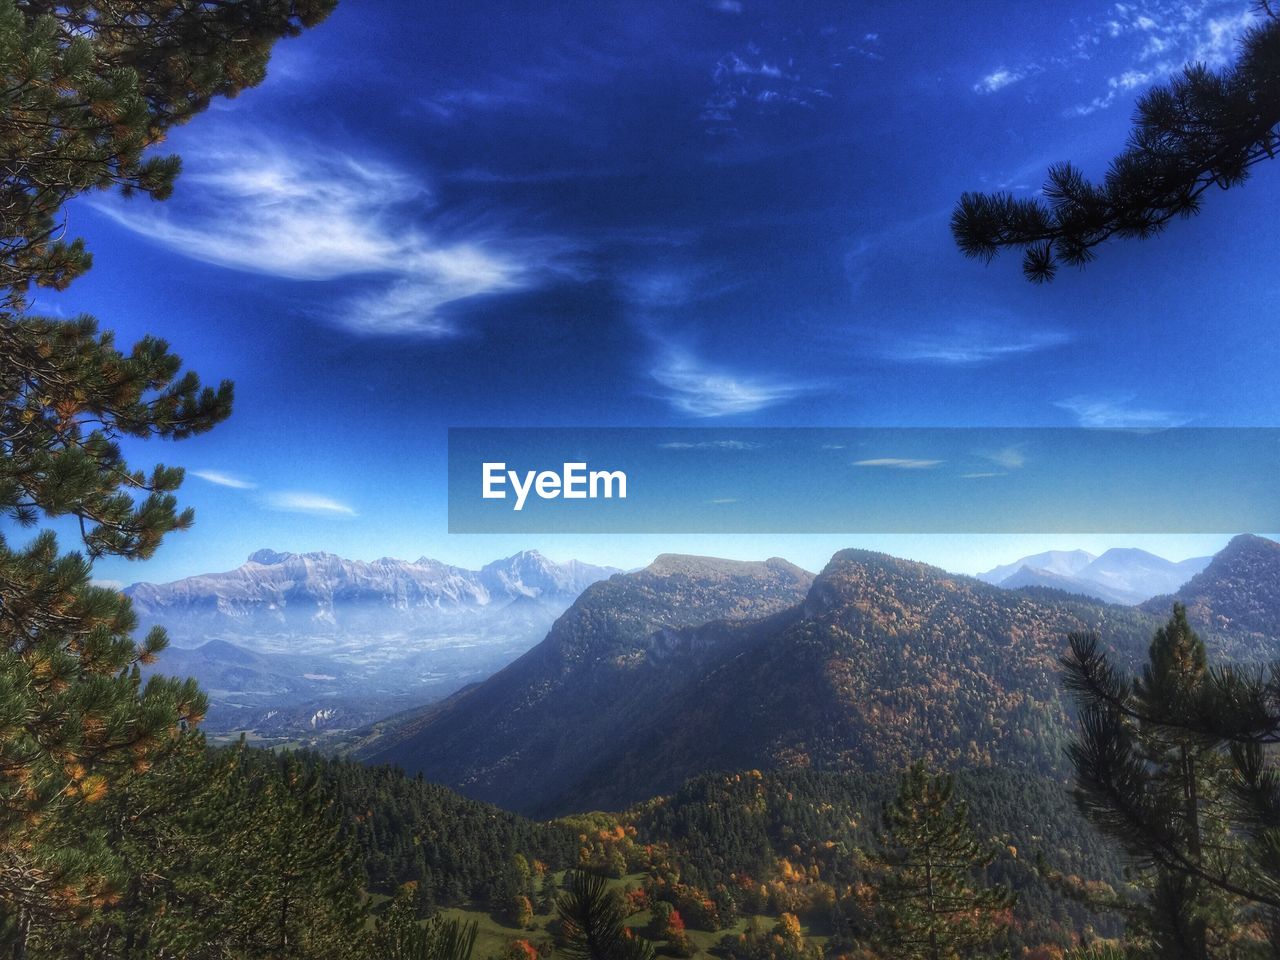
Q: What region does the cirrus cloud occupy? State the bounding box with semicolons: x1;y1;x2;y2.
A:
879;323;1072;364
1056;393;1191;428
92;132;562;337
191;469;256;490
853;458;944;469
266;491;358;517
658;439;763;450
974;67;1026;94
1069;1;1262;115
649;347;809;417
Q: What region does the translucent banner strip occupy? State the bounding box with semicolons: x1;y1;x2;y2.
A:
447;428;1280;534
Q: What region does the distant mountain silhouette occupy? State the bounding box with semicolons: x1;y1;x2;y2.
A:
980;547;1210;605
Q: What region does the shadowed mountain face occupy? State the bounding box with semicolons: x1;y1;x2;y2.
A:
362;550;1162;816
1142;534;1280;660
131;549;619;738
980;547;1210;605
359;555;816;812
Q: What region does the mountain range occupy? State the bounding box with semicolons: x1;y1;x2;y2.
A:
977;547;1211;605
131;549;618;737
128;548;615;641
361;535;1280;817
130;535;1275;764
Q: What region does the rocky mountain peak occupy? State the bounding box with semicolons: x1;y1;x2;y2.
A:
247;548;292;565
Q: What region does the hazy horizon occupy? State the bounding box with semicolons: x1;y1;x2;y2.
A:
94;532;1274;588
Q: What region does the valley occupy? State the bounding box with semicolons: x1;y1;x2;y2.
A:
130;549;618;741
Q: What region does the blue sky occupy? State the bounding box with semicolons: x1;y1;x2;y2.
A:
22;0;1280;583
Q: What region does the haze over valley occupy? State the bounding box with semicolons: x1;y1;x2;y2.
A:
130;549;618;737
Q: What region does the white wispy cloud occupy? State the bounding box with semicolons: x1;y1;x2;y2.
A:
421;85;543;120
723;53;785;78
981;445;1027;469
658;440;763;450
1072;68;1158;115
1192;8;1259;63
191;469;256;490
93;133;556;337
853;458;944;469
701;36;841;134
707;497;740;504
974;68;1026;94
878;323;1071;364
342;257;520;337
961;471;1006;479
266;491;358;517
193;470;362;518
621;265;741;309
1070;1;1262;115
649;347;808;417
1056;394;1191;428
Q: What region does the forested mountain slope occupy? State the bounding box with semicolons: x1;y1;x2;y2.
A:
366;550;1159;815
312;754;1126;956
1142;534;1280;659
360;555;815;812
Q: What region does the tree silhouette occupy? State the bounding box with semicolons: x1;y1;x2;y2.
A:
952;3;1280;282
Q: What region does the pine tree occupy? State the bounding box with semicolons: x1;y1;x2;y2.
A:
367;883;479;960
869;763;1015;960
952;2;1280;282
0;299;222;944
0;0;336;307
0;0;333;945
1063;605;1276;957
214;752;366;959
557;870;656;960
26;737;370;958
